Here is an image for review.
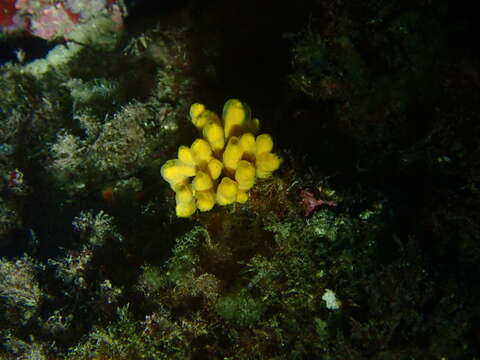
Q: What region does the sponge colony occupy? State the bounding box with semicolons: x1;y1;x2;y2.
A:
161;98;282;217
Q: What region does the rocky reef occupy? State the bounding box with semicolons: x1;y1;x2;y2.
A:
1;0;480;359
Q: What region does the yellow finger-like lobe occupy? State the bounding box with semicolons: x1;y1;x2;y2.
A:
216;177;238;205
192;171;213;191
223;136;244;174
176;200;197;218
208;158;223;180
236;190;249;203
256;152;281;179
196;190;216;212
191;139;212;165
255;134;274;155
235;160;256;191
161;159;195;186
177;145;196;166
239;133;256;160
203;120;225;153
175;183;194;204
223;98;251;139
190;103;206;129
196;110;221;131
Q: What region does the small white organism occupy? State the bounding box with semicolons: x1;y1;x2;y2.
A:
322;288;342;310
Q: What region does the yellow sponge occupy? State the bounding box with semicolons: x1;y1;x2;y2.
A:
196;189;216;212
192;171;213;191
177;146;196;167
255;134;274;154
223;98;251;139
190;103;206;129
235;160;256;191
161;159;195;187
175;183;194;204
216;177;238;205
197;110;221;130
203;119;225;153
223;136;244;174
236;190;249;203
191;139;212;166
176;200;197;218
239;133;256;161
163;99;282;217
207;158;223;180
256;152;281;179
